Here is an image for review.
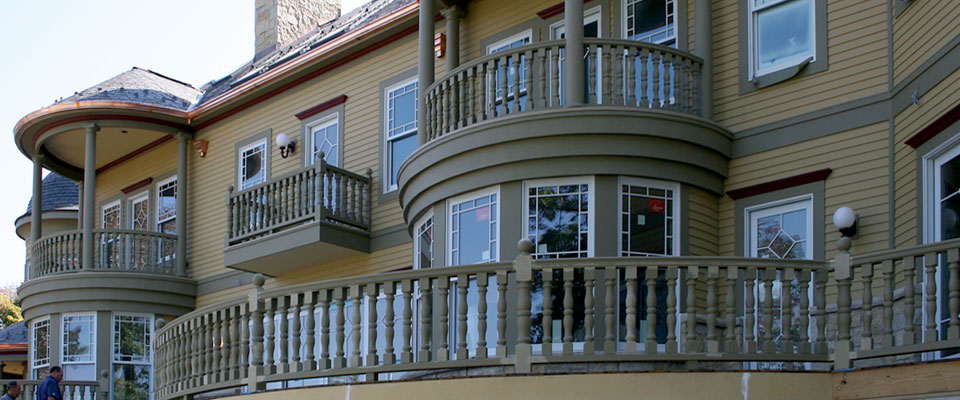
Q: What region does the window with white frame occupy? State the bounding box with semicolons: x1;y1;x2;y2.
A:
307;115;340;168
414;214;434;269
129;193;149;231
620;179;679;256
624;0;675;46
923;134;960;352
239;140;268;191
487;31;532;113
31;317;50;380
524;178;593;259
62;313;96;381
157;177;177;234
449;188;499;265
102;201;121;229
746;195;813;351
749;0;815;78
384;78;418;192
112;314;153;400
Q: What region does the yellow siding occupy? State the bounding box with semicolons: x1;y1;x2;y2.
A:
460;0;559;61
892;67;960;247
95;139;178;208
712;0;889;132
893;0;960;85
720;123;890;259
688;186;718;256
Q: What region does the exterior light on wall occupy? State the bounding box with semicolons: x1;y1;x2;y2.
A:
193;139;209;158
833;206;858;238
276;133;296;158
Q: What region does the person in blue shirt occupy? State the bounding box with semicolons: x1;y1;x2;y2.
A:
1;381;21;399
35;366;62;400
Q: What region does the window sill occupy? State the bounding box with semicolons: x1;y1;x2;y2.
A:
751;57;813;90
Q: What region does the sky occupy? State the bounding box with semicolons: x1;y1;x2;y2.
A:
0;0;366;288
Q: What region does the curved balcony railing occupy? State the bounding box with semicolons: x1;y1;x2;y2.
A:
424;38;703;143
29;229;179;280
226;160;372;246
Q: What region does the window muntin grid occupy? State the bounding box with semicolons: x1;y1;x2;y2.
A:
157;178;177;234
620;183;675;256
130;194;149;231
309;116;340;167
415;215;434;269
625;0;676;46
239;140;267;191
385;79;417;191
32;318;50;371
526;183;590;259
449;190;499;265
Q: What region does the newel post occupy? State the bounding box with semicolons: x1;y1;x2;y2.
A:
247;273;267;392
834;236;853;370
514;239;534;374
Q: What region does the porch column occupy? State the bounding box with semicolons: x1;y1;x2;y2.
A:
695;0;713;118
176;132;190;277
564;0;585;106
81;124;99;270
417;0;435;145
442;6;466;72
30;153;44;243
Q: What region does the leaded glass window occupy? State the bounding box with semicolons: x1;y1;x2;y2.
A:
102;201;121;229
309;117;340;167
239;140;267;191
415;215;433;269
526;182;590;259
62;314;96;380
31;318;50;379
157;178;177;234
449;190;498;265
130;194;149;231
625;0;676;46
620;182;676;256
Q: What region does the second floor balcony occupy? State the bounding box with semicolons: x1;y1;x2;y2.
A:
223;160;373;276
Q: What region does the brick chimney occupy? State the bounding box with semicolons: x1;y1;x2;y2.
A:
255;0;341;61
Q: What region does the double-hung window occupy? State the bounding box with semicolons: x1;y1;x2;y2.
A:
414;214;434;269
156;177;177;234
239;139;268;191
101;200;122;268
62;313;96;381
748;0;815;78
624;0;675;46
384;78;418;192
112;314;153;399
31;317;50;379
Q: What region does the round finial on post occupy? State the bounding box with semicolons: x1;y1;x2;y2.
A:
100;369;109;379
253;273;266;288
155;318;166;329
227;184;235;193
518;238;534;255
319;151;325;161
365;168;373;177
837;236;853;253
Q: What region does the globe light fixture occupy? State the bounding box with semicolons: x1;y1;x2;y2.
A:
833;206;858;238
276;133;296;158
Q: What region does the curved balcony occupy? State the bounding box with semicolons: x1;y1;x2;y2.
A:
29;229;180;280
155;236;960;399
424;39;703;142
400;39;730;228
20;229;195;320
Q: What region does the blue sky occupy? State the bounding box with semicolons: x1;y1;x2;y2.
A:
0;0;364;286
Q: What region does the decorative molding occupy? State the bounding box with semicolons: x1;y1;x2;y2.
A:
32;115;190;148
726;168;832;200
905;102;960;149
536;0;595;19
295;94;348;120
121;177;154;194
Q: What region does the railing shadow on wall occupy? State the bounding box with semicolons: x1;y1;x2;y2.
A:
154;237;960;399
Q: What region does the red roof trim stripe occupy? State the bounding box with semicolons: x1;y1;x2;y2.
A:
905;102;960;149
295;95;348;120
726;168;832;200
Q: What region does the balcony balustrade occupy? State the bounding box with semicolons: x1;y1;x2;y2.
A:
28;229;179;280
154;237;960;399
423;39;703;143
226;161;372;247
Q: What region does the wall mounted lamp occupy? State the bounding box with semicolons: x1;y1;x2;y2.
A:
276;133;296;158
833;206;858;238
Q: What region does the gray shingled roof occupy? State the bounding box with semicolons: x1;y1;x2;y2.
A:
0;322;26;345
56;67;201;111
22;172;79;216
196;0;415;105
